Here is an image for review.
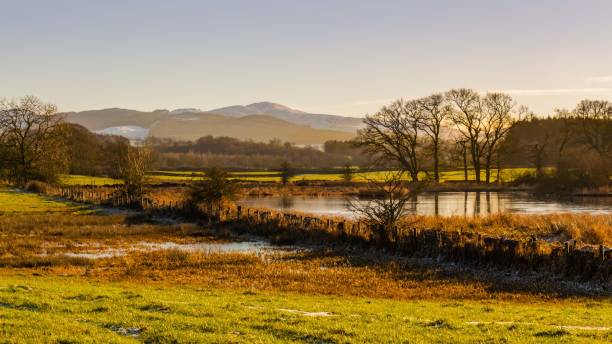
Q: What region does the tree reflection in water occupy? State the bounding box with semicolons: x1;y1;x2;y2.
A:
238;192;612;218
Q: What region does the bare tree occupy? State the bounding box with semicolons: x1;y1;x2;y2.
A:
481;93;519;183
450;138;470;181
279;161;294;185
551;108;576;172
348;171;414;243
573;99;612;162
357;99;423;181
0;96;68;185
446;89;486;182
118;145;152;204
341;162;355;182
531;136;549;178
417;93;451;183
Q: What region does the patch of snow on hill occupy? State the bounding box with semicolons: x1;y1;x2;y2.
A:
170;108;201;115
95;126;150;140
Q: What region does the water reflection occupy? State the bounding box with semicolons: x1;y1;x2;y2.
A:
52;240;280;259
237;192;612;218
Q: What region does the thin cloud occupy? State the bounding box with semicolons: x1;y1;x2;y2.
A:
485;88;611;96
587;75;612;83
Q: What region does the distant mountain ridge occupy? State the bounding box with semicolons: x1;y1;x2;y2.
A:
209;102;363;133
62;102;360;145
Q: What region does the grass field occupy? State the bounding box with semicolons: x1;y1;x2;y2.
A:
58;168;534;186
1;274;611;343
59;174;123;186
0;187;84;213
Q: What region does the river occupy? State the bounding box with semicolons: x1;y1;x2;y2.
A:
237;192;612;218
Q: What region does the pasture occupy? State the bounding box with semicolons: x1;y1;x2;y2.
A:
57;168;535;186
0;187;84;214
2;274;611;343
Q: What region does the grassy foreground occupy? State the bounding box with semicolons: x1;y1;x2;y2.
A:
1;275;611;343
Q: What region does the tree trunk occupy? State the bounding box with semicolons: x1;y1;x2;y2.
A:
472;148;481;183
433;142;440;183
409;169;419;183
496;154;501;183
462;147;468;182
485;153;492;184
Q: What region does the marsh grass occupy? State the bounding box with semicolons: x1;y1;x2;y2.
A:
1;207;611;342
399;213;612;246
0;211;601;300
0;247;596;300
0;213;210;262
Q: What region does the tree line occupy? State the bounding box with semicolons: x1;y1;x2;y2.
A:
0;96;143;188
148;136;369;170
1;94;610;190
356;89;524;183
356;89;611;186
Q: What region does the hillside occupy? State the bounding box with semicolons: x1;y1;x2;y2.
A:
62;103;360;144
209;102;364;133
148;113;355;145
62;108;168;131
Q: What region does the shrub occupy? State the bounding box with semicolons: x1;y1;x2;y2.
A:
24;180;49;194
188;167;237;215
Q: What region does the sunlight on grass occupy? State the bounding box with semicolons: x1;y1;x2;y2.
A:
59;168;534;185
59;175;122;186
0;275;610;343
0;187;84;214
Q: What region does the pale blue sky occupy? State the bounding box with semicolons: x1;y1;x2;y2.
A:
1;0;611;116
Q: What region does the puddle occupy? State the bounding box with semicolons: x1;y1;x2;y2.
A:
466;321;611;331
277;308;336;317
108;325;142;338
137;240;274;253
45;239;289;259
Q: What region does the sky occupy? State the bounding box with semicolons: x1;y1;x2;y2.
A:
0;0;611;117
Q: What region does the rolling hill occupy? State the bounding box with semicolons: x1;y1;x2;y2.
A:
209;102;364;133
148;112;355;144
62;104;359;145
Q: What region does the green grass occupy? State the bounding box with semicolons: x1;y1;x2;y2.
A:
275;168;534;183
1;274;610;343
0;187;84;214
145;168;535;183
58;168;535;185
151;171;282;176
59;174;123;186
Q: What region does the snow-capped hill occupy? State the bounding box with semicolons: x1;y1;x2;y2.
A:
209;102;305;117
209;102;363;133
170;108;202;115
95;126;150;141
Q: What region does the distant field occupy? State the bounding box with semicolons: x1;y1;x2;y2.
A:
119;168;534;185
57;168;534;185
59;175;123;186
0;187;84;213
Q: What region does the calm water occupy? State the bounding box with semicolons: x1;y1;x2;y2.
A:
57;240;278;259
237;192;612;218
